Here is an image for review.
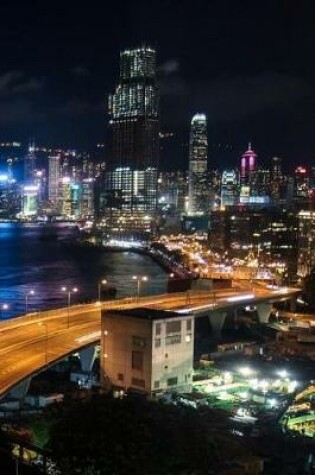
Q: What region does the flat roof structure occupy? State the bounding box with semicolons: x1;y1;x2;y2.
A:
104;307;189;321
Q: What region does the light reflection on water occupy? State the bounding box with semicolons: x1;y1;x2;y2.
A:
0;223;167;319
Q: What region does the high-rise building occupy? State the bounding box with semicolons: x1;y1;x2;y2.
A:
48;154;62;211
61;177;81;218
297;210;315;276
24;142;36;183
81;178;95;218
188;113;208;215
21;185;39;217
0;174;20;218
102;46;159;233
294;166;311;210
220;170;238;208
270;157;284;205
240;143;257;186
209;208;298;280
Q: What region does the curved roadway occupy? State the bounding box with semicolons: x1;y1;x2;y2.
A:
0;287;300;397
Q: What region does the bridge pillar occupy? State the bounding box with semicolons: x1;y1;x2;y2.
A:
208;311;227;338
256;303;273;324
79;346;96;372
8;377;32;402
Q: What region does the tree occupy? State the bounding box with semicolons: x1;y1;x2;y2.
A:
47;394;241;475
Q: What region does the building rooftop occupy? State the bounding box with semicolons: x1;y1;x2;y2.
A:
102;307;188;321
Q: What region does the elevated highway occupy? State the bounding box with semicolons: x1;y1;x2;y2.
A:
0;287;300;398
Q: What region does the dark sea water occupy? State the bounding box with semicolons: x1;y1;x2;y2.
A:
0;223;167;319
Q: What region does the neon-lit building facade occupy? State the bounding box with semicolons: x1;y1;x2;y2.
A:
240;142;257;186
188;113;208;215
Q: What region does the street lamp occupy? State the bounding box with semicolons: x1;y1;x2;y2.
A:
38;322;48;364
0;303;9;319
132;275;148;299
25;290;35;315
61;286;78;329
98;279;108;303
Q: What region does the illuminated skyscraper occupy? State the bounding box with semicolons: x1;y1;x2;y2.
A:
188;113;208;215
221;169;238;207
24;141;36;183
298;210;315;276
103;46;159;233
270;156;283;204
240;142;257;186
48;154;62;211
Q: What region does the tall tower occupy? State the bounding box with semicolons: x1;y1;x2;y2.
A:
270;156;283;204
188;113;208;215
240;142;257;186
24;141;36;183
48;154;62;211
103;46;159;233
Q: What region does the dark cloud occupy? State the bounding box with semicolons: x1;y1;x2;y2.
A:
198;72;310;122
158;59;180;75
72;66;90;77
0;71;43;97
161;72;310;125
0;71;44;131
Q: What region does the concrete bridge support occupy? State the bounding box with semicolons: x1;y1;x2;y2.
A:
79;346;96;372
256;303;273;324
208;311;227;338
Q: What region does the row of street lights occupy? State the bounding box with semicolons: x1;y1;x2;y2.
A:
3;275;150;368
1;274;150;321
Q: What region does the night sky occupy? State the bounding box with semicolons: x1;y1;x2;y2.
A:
0;0;314;170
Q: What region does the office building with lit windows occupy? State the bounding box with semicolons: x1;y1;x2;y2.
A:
0;174;20;218
188;114;208;215
24;142;37;183
103;46;159;233
21;185;39;217
48;154;62;211
298;210;315;276
220;169;238;208
101;308;194;395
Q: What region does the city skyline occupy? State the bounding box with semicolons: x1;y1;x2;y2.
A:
0;3;314;472
0;1;312;168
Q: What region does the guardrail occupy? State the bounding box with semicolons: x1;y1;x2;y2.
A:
0;290;226;331
0;288;300;332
